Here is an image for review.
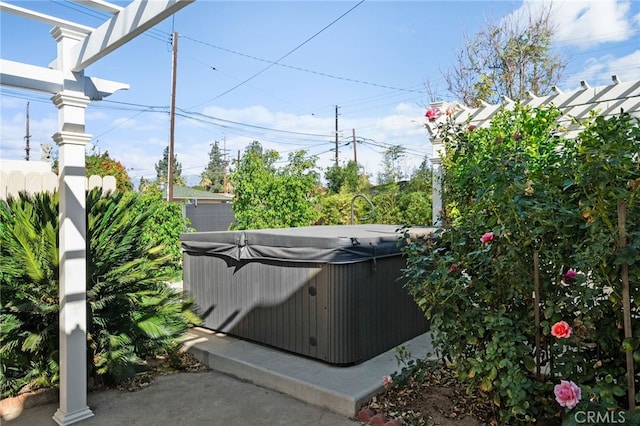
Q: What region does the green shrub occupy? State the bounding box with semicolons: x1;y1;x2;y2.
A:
131;183;190;280
0;193;60;396
0;189;200;397
403;106;640;424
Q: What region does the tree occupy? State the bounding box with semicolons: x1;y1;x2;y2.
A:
230;143;319;229
200;141;228;193
138;176;150;192
444;3;566;107
86;151;133;192
377;145;406;185
325;160;369;194
243;140;276;168
405;158;432;193
397;159;432;225
155;146;186;187
133;182;190;279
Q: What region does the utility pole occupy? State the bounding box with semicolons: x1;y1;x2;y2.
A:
352;128;357;164
24;102;31;161
334;105;339;166
168;31;178;202
222;136;230;194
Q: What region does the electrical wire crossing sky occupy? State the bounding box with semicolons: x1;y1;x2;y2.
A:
1;0;639;185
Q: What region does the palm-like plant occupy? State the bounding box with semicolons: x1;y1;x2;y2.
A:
0;189;199;397
0;192;60;396
86;189;199;383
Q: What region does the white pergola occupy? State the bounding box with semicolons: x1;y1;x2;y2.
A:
426;77;640;225
0;1;194;424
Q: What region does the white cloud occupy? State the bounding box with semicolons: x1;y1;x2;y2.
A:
177;103;431;185
1;100;433;186
110;116;140;130
0;96;30;110
547;0;637;48
86;110;109;121
511;1;638;48
564;49;640;87
0;111;57;161
202;105;275;125
610;49;640;82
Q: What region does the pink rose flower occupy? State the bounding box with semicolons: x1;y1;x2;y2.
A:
564;269;577;282
554;380;581;409
425;108;441;122
480;232;494;244
551;321;572;338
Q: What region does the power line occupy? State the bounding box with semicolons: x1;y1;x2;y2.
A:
176;108;333;138
182;34;427;96
51;0;171;43
188;0;366;108
174;112;333;146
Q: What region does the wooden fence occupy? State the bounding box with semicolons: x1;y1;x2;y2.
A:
0;170;116;201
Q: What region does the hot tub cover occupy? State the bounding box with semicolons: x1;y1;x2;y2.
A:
181;224;435;264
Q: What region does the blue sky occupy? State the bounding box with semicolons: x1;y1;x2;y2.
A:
1;0;639;187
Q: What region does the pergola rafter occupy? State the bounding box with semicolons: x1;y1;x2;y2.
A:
0;1;194;425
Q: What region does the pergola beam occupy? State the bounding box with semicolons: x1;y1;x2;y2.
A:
0;59;64;94
0;59;129;100
70;0;194;71
0;2;93;34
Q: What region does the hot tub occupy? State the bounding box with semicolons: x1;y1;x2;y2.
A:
181;224;433;365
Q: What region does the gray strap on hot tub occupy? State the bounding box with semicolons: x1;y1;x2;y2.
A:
370;243;377;272
236;232;246;260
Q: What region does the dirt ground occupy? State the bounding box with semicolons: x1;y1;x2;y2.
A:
361;363;499;426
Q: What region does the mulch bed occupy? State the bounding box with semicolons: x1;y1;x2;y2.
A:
362;362;499;425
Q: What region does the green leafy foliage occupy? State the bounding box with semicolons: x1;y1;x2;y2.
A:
0;193;60;396
155;146;186;186
318;161;432;226
131;183;190;280
403;106;640;424
325;160;367;194
200;140;228;193
0;189;200;397
377;145;406;185
230;143;320;229
316;192;365;225
85;151;133;192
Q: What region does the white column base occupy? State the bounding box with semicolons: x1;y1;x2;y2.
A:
53;407;94;425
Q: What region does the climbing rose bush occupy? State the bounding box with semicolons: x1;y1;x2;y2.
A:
402;106;640;424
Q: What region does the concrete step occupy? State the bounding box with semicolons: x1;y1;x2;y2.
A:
183;327;434;418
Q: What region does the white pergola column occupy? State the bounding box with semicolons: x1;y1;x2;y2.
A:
425;102;448;227
50;27;93;426
1;2;193;424
52;126;93;426
430;155;443;226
